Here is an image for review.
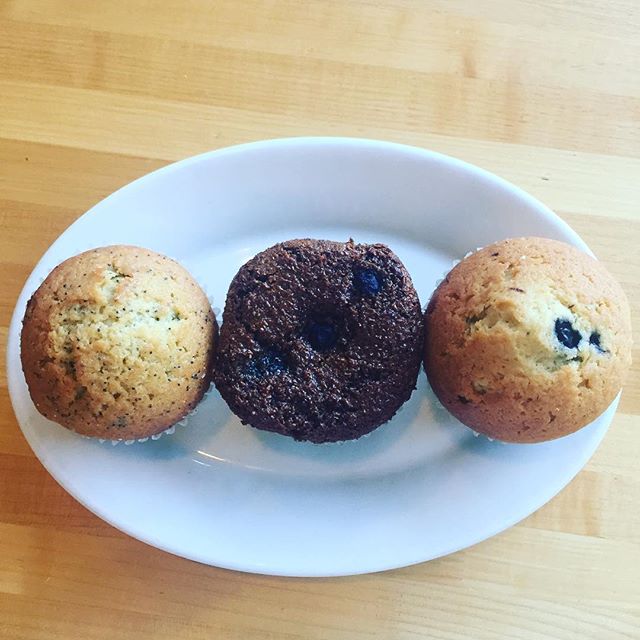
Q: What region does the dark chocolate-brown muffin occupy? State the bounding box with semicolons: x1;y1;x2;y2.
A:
214;239;423;443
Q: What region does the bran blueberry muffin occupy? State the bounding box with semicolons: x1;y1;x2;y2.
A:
214;239;423;443
21;245;216;440
424;237;632;443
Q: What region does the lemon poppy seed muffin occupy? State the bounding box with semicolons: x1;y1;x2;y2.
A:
21;245;216;440
424;237;632;443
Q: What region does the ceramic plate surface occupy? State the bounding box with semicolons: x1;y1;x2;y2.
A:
7;138;616;576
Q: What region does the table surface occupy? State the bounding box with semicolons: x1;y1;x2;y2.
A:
1;1;639;638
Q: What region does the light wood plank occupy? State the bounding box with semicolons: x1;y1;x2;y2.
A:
1;82;639;223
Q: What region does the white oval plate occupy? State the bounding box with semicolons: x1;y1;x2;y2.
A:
7;138;615;577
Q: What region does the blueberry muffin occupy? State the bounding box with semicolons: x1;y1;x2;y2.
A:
214;239;423;443
21;245;216;440
424;237;632;443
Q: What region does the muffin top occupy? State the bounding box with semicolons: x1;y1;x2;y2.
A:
424;237;632;442
214;239;424;443
21;245;216;440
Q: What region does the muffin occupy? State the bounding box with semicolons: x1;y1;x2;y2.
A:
424;237;632;443
21;245;216;440
214;239;423;443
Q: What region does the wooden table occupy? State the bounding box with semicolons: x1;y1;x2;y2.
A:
1;1;639;638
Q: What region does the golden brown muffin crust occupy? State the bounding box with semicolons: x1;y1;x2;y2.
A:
424;237;632;442
21;245;216;440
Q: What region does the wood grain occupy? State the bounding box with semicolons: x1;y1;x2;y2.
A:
1;1;638;638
